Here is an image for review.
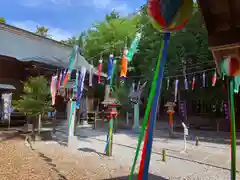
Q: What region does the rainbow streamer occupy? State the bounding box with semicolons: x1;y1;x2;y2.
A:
229;78;236;180
141;32;170;180
129;32;170;180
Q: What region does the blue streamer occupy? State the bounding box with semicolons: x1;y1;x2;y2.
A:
107;55;114;82
142;32;170;179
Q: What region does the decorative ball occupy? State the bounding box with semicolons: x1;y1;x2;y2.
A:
148;0;194;32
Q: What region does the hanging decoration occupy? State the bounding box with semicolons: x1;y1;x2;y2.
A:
130;0;194;179
50;75;58;105
166;77;170;90
74;70;79;99
89;65;93;87
76;67;86;109
184;76;188;90
98;58;103;84
212;70;217;86
107;54;114;82
63;45;78;87
120;46;128;80
202;71;206;88
223;101;229;121
110;59;116;86
126;32;141;62
192;75;195;90
174;79;179;102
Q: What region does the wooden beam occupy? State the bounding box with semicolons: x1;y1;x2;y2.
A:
208;27;240;47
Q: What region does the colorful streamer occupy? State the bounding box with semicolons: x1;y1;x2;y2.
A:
141;33;170;179
74;70;79;99
110;60;116;86
56;70;62;90
174;79;179;102
212;71;217;86
192;75;195;90
229;78;237;180
63;46;78;86
76;67;86;109
107;54;114;82
126;33;141;62
129;32;170;180
98;59;103;84
120;47;128;80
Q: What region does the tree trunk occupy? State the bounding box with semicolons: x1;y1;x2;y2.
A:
31;116;37;141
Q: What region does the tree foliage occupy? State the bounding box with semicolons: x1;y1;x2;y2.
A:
13;76;52;117
83;10;140;70
0;17;6;23
35;25;50;37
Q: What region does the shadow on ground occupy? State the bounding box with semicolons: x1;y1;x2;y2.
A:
37;151;68;180
78;147;105;156
103;174;167;180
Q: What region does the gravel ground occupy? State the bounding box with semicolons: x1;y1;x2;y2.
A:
0;137;59;180
0;131;239;179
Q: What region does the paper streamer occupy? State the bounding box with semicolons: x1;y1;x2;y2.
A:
50;75;58;105
192;76;195;90
166;77;170;90
107;54;114;82
110;60;116;86
184;76;188;90
126;32;141;62
89;65;93;87
120;47;128;79
202;72;206;88
174;79;179;102
74;70;79;99
212;71;217;86
98;59;103;84
76;67;86;109
63;45;78;86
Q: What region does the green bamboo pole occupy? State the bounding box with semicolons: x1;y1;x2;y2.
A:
229;77;236;180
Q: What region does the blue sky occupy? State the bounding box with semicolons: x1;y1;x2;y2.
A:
1;0;146;40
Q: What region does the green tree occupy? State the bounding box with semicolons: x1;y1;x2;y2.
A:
60;32;86;50
84;10;140;71
36;25;50;37
0;17;6;23
13;76;52;139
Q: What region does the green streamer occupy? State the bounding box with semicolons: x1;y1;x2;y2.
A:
229;78;236;180
126;32;141;62
129;39;165;179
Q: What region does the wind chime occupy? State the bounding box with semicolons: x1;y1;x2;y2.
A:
129;0;194;179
